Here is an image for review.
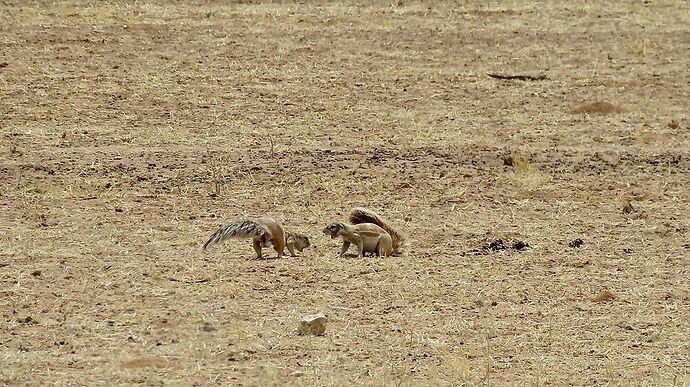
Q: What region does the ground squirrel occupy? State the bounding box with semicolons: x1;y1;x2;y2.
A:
203;217;310;259
323;208;406;257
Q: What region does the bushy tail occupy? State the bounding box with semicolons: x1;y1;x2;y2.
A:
203;220;268;250
349;208;407;256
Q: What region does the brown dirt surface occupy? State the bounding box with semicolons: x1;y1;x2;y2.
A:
1;1;689;385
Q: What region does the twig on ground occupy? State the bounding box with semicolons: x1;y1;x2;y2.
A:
487;73;548;81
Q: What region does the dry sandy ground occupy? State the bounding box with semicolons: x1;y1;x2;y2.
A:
1;1;689;385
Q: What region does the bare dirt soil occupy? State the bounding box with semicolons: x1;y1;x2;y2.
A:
1;1;689;385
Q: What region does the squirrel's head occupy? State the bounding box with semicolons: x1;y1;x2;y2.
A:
323;223;345;239
288;233;311;252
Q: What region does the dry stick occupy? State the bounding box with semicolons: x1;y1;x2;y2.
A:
175;171;183;195
487;73;548;81
167;276;211;284
482;335;492;385
209;155;222;195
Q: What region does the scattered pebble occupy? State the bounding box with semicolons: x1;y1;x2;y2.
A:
593;291;616;303
200;322;216;332
298;313;327;336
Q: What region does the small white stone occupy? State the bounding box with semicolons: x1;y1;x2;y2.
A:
298;313;327;336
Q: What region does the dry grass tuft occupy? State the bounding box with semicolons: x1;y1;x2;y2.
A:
570;101;624;115
120;357;169;369
624;37;661;56
508;153;551;189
